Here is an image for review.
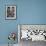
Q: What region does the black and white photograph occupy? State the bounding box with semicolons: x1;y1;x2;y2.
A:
5;5;16;20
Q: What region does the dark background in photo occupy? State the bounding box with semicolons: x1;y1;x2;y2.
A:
7;7;15;17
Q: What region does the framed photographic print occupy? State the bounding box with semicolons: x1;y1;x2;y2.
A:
5;5;16;20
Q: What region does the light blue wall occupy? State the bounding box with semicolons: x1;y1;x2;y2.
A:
19;0;46;24
0;0;46;44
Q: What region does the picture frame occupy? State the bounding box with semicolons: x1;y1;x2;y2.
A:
5;5;16;20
